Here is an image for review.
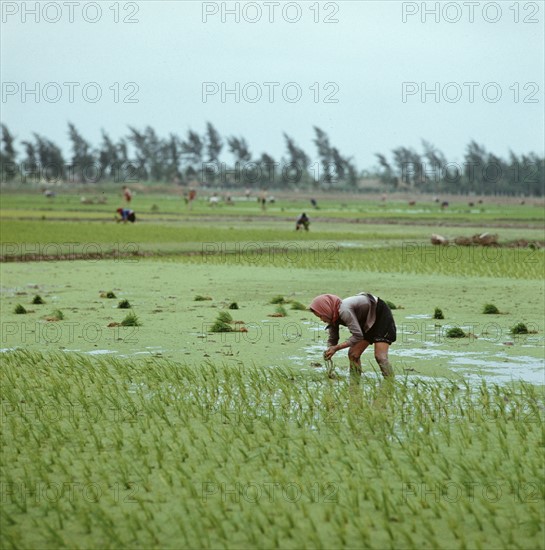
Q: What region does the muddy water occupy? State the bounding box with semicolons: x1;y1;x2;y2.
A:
1;260;543;386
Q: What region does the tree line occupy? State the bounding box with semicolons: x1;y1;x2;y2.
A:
1;123;543;195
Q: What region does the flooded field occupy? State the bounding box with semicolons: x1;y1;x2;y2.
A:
1;193;544;548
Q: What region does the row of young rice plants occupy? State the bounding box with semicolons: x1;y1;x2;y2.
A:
160;246;544;281
1;351;543;549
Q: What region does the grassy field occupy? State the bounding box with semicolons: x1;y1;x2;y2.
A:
1;189;544;549
1;189;544;224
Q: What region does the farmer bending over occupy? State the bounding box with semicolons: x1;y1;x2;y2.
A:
296;212;310;231
116;208;136;223
309;292;395;378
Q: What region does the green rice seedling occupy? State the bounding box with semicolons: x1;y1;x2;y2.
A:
118;299;131;309
270;295;286;304
2;349;544;549
48;309;64;321
121;312;141;326
511;322;528;334
482;303;500;314
32;294;45;304
14;304;27;314
433;307;444;319
275;305;287;317
290;300;307;310
446;327;466;338
209;320;233;333
385;300;397;310
194;295;212;301
216;311;233;324
53;309;64;321
43;522;66;547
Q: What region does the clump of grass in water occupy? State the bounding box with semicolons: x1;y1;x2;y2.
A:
270;295;286;304
210;320;233;333
32;295;45;305
45;309;64;321
121;312;141;326
433;307;444;319
446;327;466;338
274;305;287;317
217;311;233;324
510;322;528;335
483;304;499;314
210;311;235;332
194;295;212;301
209;310;248;332
228;302;239;310
14;304;27;314
118;299;131;309
100;291;117;299
290;301;307;311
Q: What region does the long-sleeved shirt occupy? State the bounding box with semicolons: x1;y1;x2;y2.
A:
326;293;378;347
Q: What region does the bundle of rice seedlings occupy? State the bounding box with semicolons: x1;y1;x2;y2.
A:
46;309;64;321
276;305;287;316
268;305;288;318
121;312;141;327
446;327;465;338
510;322;528;335
210;320;233;333
217;311;233;324
208;311;247;332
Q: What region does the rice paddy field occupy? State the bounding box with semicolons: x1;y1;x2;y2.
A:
1;188;544;549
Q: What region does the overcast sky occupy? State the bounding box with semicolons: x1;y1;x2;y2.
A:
1;0;544;169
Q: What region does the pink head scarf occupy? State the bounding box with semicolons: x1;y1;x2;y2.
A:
309;294;342;324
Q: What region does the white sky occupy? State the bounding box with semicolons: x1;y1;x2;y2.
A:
1;0;544;169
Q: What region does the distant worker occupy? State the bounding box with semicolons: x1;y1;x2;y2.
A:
296;212;310;231
259;190;267;211
187;188;197;210
310;198;318;209
116;207;136;223
122;186;132;204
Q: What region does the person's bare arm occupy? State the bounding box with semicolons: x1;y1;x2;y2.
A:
324;309;364;359
324;340;350;360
